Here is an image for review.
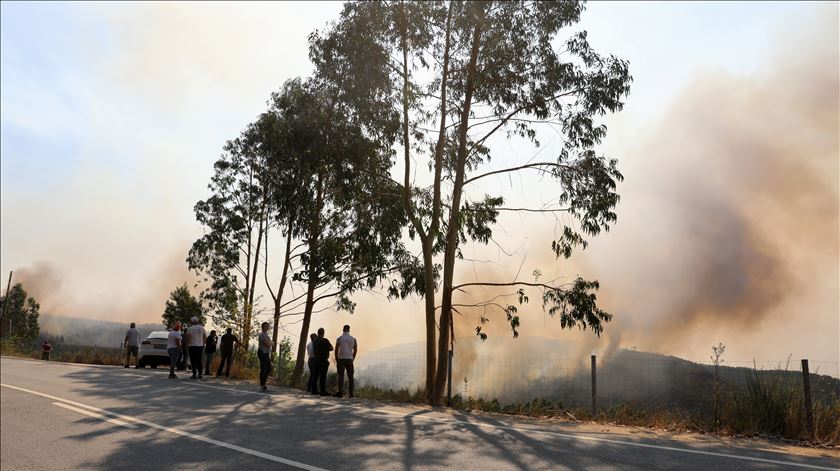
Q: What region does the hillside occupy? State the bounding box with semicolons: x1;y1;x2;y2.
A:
355;338;840;412
38;313;167;348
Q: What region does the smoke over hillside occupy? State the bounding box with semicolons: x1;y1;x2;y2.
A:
442;8;838;370
38;313;166;347
587;12;839;358
11;249;197;325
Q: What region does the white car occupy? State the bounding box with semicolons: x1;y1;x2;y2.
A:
138;331;171;368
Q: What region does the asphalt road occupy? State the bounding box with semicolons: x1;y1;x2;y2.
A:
1;357;837;471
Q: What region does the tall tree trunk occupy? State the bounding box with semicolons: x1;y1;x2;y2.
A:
271;217;295;353
432;11;483;405
242;229;252;350
424;0;453;401
397;0;440;397
241;167;256;350
292;257;319;386
291;173;324;386
245;210;265;345
421;240;436;398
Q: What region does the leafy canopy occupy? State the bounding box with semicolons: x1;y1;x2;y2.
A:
162;283;206;329
0;283;40;347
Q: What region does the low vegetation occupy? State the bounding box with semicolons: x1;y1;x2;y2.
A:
444;366;840;447
0;340;122;366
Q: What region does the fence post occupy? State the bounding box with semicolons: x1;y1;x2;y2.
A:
801;359;814;440
446;349;453;407
0;271;12;339
591;354;597;417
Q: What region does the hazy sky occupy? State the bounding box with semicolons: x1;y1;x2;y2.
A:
1;2;837;365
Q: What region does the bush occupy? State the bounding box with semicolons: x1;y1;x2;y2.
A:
353;385;427;404
273;337;295;385
721;367;840;444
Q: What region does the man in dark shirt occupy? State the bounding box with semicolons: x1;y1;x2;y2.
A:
312;327;333;396
204;330;218;376
41;341;52;361
215;328;240;378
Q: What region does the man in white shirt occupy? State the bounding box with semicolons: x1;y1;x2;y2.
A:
305;333;318;394
185;317;207;379
334;324;358;398
167;322;182;379
124;322;141;369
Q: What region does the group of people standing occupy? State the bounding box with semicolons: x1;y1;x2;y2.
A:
123;321;240;377
162;319;243;380
121;320;358;397
307;324;357;397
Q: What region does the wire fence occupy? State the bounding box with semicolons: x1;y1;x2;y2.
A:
355;350;426;391
353;349;840;415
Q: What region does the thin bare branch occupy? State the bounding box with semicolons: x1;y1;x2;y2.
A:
463;162;571;186
452;280;575;291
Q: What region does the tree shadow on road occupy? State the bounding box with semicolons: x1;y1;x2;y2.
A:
42;365;838;471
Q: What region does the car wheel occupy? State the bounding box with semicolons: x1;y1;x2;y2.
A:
150;363;158;369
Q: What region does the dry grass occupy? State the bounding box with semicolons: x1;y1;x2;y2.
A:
0;340;123;366
443;367;840;446
721;369;840;445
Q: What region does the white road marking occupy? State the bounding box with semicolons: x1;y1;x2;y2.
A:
1;383;329;471
4;358;839;470
170;379;840;471
52;401;137;429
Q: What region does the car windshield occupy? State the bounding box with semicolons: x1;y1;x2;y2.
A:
147;332;169;339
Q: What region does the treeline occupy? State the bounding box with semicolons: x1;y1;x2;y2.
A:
186;1;631;405
38;313;166;348
0;283;41;348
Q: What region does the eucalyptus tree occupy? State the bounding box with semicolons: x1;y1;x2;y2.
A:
311;0;632;403
0;283;40;347
188;123;271;346
248;108;304;354
262;78;417;385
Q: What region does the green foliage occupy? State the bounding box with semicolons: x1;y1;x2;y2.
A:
262;78;416;301
217;77;424;385
188;120;270;342
0;283;40;347
273;336;295;384
161;283;205;328
458;195;503;246
311;1;631;367
542;277;612;336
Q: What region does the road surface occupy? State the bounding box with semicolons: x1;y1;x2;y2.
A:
1;356;838;470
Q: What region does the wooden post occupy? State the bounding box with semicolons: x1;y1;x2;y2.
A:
0;271;12;319
0;271;12;339
801;359;814;440
591;354;597;417
446;349;453;407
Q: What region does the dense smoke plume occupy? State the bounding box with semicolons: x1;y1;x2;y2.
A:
439;10;839;378
11;249;197;326
589;15;839;358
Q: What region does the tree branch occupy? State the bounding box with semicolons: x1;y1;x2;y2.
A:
463;161;570;185
452;280;574;292
461;206;571;213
